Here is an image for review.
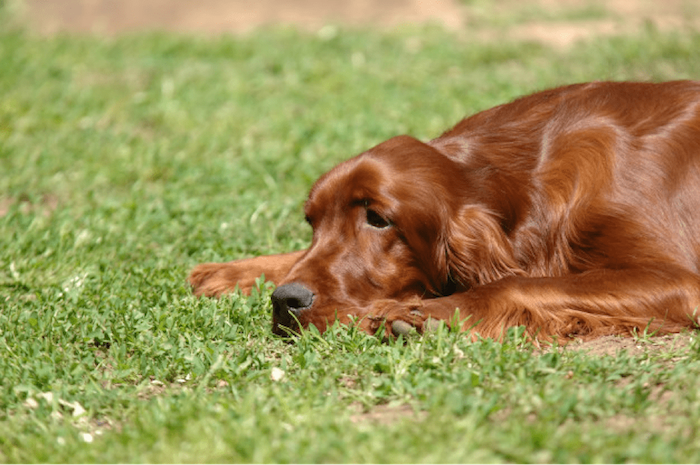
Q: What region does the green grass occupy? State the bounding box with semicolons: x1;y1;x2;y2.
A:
2;5;700;462
460;0;611;27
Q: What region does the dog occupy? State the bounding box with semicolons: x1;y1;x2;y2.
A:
189;81;700;341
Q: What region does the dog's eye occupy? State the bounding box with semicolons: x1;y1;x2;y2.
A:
366;209;391;229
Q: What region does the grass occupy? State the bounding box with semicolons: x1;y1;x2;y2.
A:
460;0;611;27
2;3;700;462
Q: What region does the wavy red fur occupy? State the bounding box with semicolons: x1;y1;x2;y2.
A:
189;81;700;341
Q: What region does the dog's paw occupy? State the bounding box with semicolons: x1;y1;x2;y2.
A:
390;316;443;337
188;262;255;297
363;298;447;338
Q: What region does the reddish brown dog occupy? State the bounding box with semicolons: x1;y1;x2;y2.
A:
189;81;700;341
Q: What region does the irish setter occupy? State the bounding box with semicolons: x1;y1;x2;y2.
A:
189;81;700;341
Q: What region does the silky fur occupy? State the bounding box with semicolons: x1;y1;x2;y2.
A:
190;81;700;341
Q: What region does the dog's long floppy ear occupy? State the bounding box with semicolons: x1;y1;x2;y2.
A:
442;205;524;287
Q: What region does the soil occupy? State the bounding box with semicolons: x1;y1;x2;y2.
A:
20;0;700;47
20;0;464;35
565;333;695;358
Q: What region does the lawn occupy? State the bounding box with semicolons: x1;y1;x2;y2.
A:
2;2;700;462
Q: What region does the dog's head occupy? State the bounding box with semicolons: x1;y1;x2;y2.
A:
271;135;519;335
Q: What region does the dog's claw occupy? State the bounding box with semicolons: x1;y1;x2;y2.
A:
423;317;442;333
391;317;442;337
391;320;416;337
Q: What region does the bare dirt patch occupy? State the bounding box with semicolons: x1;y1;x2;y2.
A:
19;0;700;49
20;0;464;35
0;198;13;218
350;402;426;425
569;333;696;357
501;0;700;48
0;194;59;218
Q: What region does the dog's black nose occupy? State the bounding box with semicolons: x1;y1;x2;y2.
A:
271;283;315;331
